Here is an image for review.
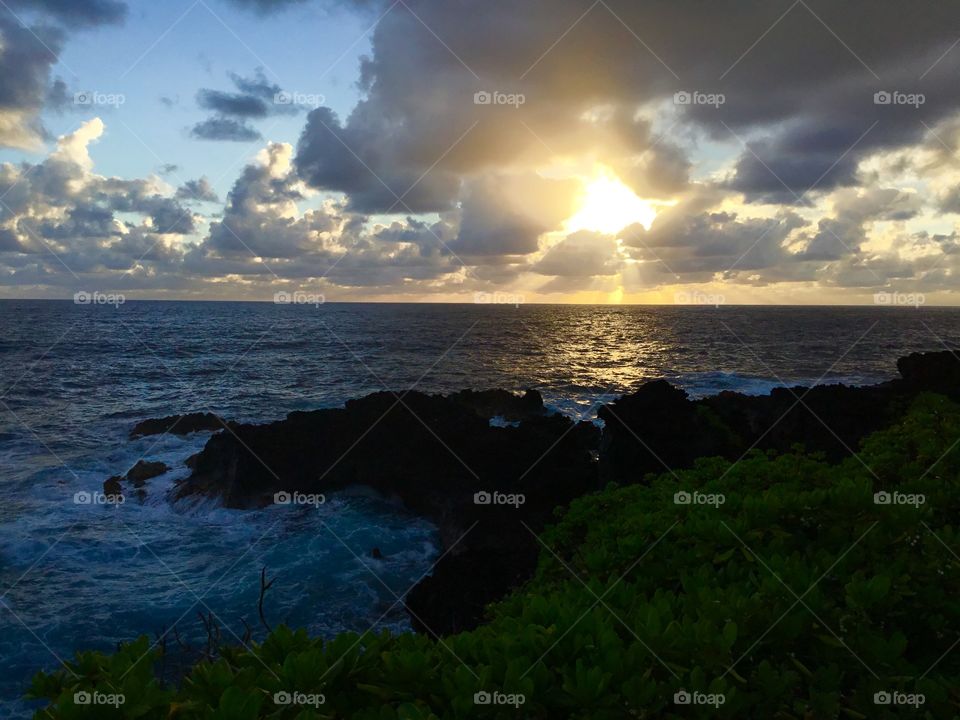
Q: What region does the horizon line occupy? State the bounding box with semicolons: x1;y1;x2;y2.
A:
1;297;959;309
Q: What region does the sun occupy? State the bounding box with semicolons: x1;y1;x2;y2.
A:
564;171;659;235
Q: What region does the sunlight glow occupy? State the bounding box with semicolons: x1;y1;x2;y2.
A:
564;171;659;235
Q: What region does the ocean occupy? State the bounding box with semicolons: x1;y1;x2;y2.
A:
2;300;960;714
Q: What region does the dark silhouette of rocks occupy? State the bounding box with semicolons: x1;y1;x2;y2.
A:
130;412;224;438
103;460;170;501
126;460;169;485
171;350;959;635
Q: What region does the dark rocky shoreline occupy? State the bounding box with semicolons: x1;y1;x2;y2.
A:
145;350;960;635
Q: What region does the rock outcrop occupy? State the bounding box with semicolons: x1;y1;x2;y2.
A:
130;413;224;438
103;459;170;501
171;351;960;636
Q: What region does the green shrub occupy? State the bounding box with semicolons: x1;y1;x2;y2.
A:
29;394;960;718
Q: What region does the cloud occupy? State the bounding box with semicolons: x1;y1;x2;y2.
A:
450;174;580;256
288;0;960;214
190;117;262;142
225;0;309;13
191;68;301;142
533;230;619;277
176;177;219;203
0;17;65;149
0;1;131;150
3;1;960;301
0;119;198;285
5;0;127;27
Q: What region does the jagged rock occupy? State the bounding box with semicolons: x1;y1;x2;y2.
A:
103;476;122;497
168;352;960;637
600;350;960;481
126;460;169;486
447;388;545;421
175;390;599;633
130;412;224;438
102;459;169;503
898;350;960;397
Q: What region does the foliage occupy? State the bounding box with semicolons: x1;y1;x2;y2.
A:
29;394;960;718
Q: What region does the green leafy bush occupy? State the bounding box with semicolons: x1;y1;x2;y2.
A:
29;394;960;718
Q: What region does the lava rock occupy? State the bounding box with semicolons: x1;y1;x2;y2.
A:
169;352;960;637
130;412;224;438
176;389;600;633
126;460;169;486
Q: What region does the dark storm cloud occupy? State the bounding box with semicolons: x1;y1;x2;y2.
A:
294;107;463;214
190;117;262;142
292;0;960;211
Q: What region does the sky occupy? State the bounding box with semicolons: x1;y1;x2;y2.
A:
0;0;959;304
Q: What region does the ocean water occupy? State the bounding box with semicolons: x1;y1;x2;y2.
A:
2;300;960;714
